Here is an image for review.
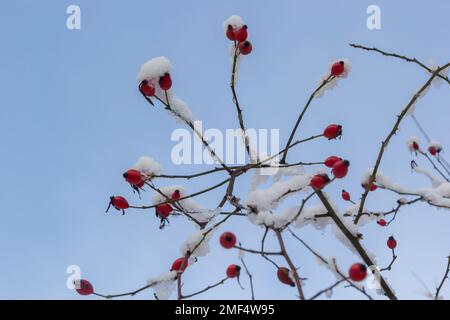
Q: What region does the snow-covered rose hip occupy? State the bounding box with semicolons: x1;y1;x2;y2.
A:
75;279;94;296
159;73;172;91
348;263;367;282
235;25;248;42
332;160;350;179
220;232;237;249
325;156;342;168
341;190;351;201
310;174;330;190
123;169;143;186
331;61;345;77
323;124;342;140
277;267;295;287
387;236;397;249
239;41;252;55
171;257;188;272
226;264;241;278
106;196;129;215
156;203;173;219
139;80;155;97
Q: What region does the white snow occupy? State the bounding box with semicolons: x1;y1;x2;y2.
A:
428;59;450;88
223;15;245;31
147;271;177;300
244;174;312;211
133;156;161;176
136;56;172;84
180;230;213;258
429;140;443;152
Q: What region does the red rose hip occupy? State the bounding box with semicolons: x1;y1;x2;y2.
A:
123;169;143;186
226;25;236;41
156;203;173;219
323;124;342;140
341;190;351;201
331;61;345;76
226;264;241;278
235;25;248;42
387;236;397;249
277;267;295;287
75;279;94;296
348;263;367;282
171;257;188;272
106;196;129;215
332;160;350;179
239;41;252;55
325;156;342;168
220;232;237;249
310;174;330;190
140;80;155;97
159;73;172;91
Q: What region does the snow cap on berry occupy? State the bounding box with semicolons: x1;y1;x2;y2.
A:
406;136;421;153
223;15;245;33
133;156;161;176
137;57;172;84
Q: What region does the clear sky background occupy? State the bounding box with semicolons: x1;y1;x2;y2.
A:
0;0;449;300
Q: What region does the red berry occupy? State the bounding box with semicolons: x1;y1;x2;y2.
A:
323;124;342;140
140;81;155;97
412;141;419;151
377;219;387;227
331;61;345;76
171;190;181;201
107;196;130;211
332;160;350;179
235;25;248;42
387;236;397;249
325;156;342;168
156;203;173;219
310;174;330;190
220;232;237;249
226;264;241;278
226;25;236;41
277;267;295;287
75;279;94;296
123;169;143;186
341;190;351;201
362;183;378;191
348;263;367;282
171;258;188;272
428;146;437;156
239;41;252;55
159;73;172;91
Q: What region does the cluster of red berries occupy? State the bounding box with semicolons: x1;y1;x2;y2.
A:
139;73;173;98
226;24;252;55
324;155;350;179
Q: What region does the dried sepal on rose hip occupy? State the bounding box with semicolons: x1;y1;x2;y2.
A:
106;196;129;215
220;232;237;249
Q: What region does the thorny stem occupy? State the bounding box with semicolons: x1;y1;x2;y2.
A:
349;43;450;85
230;44;252;159
182;277;229;299
355;62;450;225
316;190;397;300
274;229;305;300
434;255;450;300
281;75;334;163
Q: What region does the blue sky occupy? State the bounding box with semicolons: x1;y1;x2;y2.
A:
0;0;449;299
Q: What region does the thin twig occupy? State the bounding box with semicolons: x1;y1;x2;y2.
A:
434;255;450;300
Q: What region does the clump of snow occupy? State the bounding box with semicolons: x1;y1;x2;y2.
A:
249;169;270;191
148;271;177;300
436;183;450;198
180;230;213;258
406;136;421;153
244;174;312;211
315;58;352;98
294;204;330;231
163;91;197;125
136;56;172;84
412;165;445;188
223;15;245;31
133;156;161;176
272;164;305;182
429;59;450;88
